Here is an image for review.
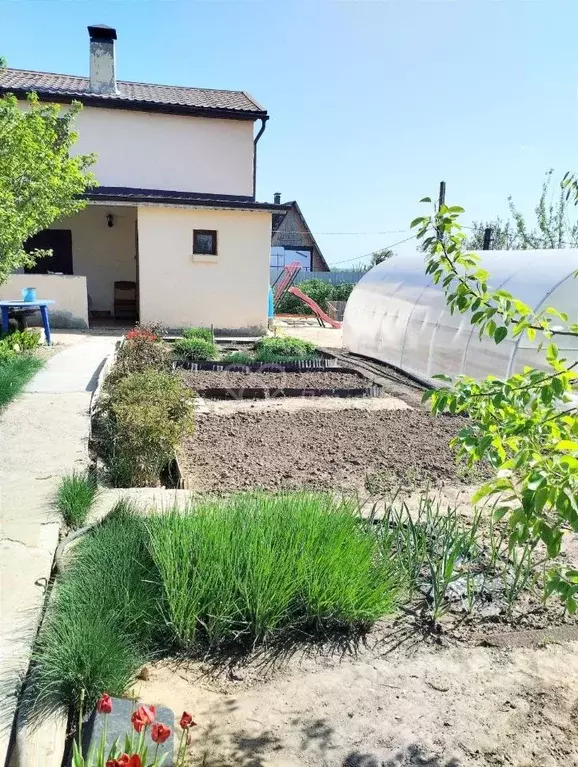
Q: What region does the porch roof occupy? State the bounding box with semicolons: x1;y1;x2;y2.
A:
84;187;289;213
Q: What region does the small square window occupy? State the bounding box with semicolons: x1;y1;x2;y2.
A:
193;229;217;256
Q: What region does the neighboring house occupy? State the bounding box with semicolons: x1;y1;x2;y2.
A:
271;195;330;272
0;24;283;332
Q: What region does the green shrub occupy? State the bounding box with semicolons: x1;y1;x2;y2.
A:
0;354;44;407
0;329;41;352
0;339;17;364
108;332;171;386
183;327;213;342
30;502;161;712
173;337;218;362
56;470;98;529
147;493;402;648
332;283;354;302
254;335;316;361
95;370;195;487
221;351;253;364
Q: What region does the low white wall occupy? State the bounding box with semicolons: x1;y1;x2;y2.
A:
137;206;272;332
0;275;89;328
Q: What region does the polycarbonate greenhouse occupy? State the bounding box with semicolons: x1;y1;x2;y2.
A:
343;249;578;386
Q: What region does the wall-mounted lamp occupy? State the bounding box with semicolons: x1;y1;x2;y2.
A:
106;213;114;228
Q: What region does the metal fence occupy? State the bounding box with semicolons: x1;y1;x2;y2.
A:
269;268;366;286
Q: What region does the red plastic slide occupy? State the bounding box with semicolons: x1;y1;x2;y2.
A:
287;286;342;329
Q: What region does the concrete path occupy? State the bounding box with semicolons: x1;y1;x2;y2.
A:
0;335;116;766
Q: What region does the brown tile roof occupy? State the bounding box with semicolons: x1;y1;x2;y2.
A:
0;68;267;119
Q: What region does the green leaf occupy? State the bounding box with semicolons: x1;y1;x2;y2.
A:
410;217;425;228
419;197;432;203
492;506;510;522
494;326;508;344
472;482;498;504
555;440;578;452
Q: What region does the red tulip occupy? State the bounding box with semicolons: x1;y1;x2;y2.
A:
105;760;119;767
96;693;113;715
116;756;141;767
151;722;171;744
131;704;156;733
179;711;196;729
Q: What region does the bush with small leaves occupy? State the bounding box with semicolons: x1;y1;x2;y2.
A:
95;370;195;487
108;331;171;385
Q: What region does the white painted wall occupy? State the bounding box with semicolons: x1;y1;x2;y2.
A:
0;274;88;328
72;107;255;195
52;205;137;314
137;206;271;331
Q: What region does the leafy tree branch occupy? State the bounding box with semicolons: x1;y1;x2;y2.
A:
0;89;96;283
412;190;578;612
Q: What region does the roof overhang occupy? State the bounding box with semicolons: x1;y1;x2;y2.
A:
0;87;268;121
83;187;289;213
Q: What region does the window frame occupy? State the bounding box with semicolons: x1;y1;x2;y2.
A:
193;229;218;256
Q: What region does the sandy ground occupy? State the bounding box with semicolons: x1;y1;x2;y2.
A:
133;634;578;767
195;395;411;416
275;324;344;350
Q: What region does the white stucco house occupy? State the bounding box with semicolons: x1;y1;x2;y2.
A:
0;24;283;332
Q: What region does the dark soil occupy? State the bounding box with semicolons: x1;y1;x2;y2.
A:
182;370;366;393
181;408;475;492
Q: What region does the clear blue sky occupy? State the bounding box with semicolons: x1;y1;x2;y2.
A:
1;0;577;267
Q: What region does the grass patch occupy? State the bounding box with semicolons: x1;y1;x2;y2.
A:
30;501;161;713
0;354;43;408
56;470;99;529
183;327;214;342
32;493;405;711
221;351;254;365
147;493;402;648
173;337;218;362
254;336;316;361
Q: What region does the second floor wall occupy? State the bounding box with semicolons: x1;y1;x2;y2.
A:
70;106;256;196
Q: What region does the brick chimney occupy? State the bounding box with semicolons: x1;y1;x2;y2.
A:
87;24;118;95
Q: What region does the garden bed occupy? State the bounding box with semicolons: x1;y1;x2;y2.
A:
180;408;477;492
174;356;338;371
181;369;378;399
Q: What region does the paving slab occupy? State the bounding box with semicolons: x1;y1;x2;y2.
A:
0;336;116;766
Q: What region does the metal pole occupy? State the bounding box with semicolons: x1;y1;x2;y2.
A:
438;180;446;210
482;227;492;250
436;181;446;241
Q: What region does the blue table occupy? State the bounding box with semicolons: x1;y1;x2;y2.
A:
0;300;55;345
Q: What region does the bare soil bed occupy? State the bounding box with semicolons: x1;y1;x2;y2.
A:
181;409;475;492
135;632;578;767
182;370;368;395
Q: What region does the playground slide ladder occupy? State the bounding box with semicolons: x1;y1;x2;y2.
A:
272;262;302;307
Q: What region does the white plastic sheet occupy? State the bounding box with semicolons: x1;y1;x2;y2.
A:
343;249;578;385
